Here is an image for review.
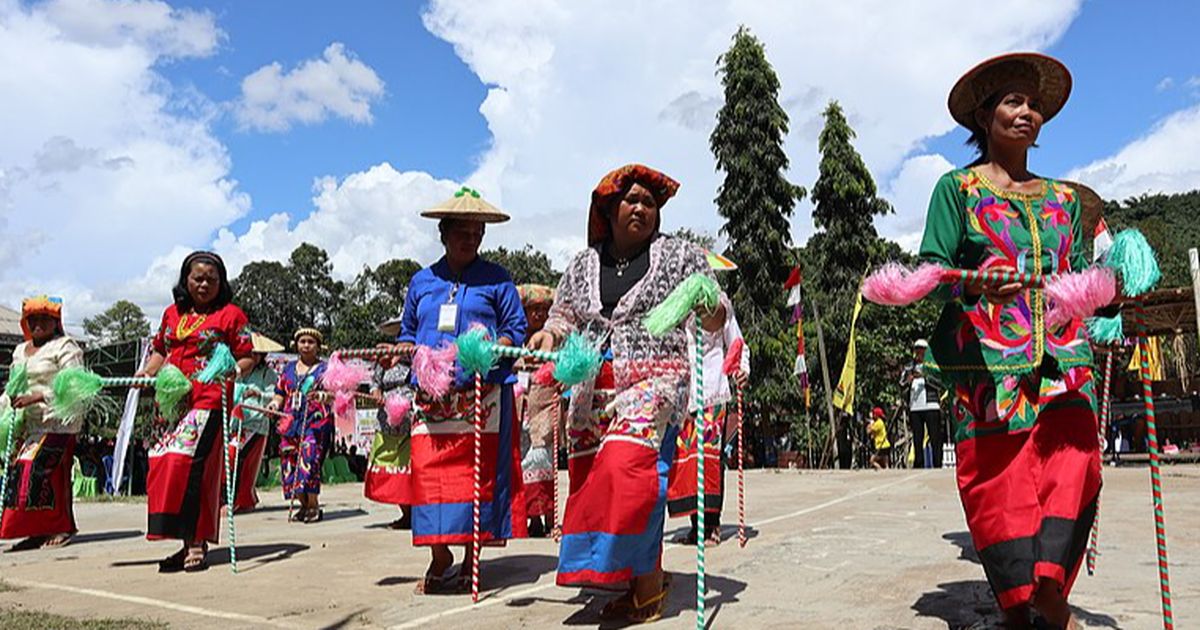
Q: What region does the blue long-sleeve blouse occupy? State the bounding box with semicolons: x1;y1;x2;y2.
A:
399;255;528;387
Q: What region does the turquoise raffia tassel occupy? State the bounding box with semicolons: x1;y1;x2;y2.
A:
456;325;499;376
1102;229;1161;297
553;332;603;387
644;273;720;336
1086;314;1124;345
196;343;237;384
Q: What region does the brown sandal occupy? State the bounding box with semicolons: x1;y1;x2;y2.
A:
627;586;669;624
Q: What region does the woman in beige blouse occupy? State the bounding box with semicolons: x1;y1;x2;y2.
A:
0;296;85;550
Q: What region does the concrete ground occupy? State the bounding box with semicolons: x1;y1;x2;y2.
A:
0;465;1196;629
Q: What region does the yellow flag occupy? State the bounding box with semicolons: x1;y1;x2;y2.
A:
832;291;864;414
1128;336;1165;381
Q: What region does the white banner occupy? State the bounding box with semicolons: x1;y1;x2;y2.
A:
111;338;151;495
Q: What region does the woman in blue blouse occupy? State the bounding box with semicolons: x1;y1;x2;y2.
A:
388;188;528;594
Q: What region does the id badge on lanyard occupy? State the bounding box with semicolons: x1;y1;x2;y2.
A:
438;282;460;332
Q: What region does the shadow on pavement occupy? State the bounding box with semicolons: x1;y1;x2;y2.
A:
319;608;369;630
70;530;145;546
912;580;1120;629
110;543;310;572
942;530;980;564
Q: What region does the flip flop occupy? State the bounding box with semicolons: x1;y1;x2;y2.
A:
183;546;209;573
303;508;324;523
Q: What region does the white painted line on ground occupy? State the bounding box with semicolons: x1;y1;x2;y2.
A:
7;578;290;628
388;469;936;629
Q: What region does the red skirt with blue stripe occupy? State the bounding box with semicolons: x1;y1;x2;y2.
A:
557;379;680;590
409;383;526;546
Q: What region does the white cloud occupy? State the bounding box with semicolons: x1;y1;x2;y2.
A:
1156;77;1175;92
421;0;1082;255
878;153;957;253
39;0;222;59
233;42;385;133
0;0;246;321
1065;104;1200;201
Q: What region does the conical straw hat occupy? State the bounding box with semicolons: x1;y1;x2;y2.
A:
421;186;510;223
251;332;285;353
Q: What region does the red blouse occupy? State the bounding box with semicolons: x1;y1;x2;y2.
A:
152;303;254;410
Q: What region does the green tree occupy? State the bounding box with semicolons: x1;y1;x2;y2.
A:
670;227;717;251
83;300;150;344
710;26;807;420
232;260;298;343
232;243;345;342
482;245;561;286
333;258;422;348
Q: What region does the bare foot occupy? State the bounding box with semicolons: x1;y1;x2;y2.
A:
1033;580;1075;629
183;544;208;572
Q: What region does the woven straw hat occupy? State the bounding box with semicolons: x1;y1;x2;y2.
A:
1059;180;1105;239
948;52;1072;133
251;332;285;353
421;186;510;223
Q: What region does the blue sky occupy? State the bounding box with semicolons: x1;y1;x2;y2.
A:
2;0;1198;322
161;0;490;233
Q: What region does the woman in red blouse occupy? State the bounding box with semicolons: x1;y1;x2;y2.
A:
137;251;254;572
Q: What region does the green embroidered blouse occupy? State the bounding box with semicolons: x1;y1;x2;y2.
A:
918;168;1094;380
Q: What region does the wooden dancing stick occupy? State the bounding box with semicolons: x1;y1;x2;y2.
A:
736;382;747;548
221;380;239;574
1132;303;1173;629
471;373;484;604
693;325;707;629
1086;350;1115;576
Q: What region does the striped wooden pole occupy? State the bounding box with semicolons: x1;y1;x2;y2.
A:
1087;350;1115;575
332;346;417;360
471;373;483;604
1132;304;1173;629
693;326;707;629
551;388;561;534
222;380;239;574
736;383;746;548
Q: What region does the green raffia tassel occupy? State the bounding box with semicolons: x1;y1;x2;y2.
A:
1086;314;1124;345
155;365;193;423
456;325;499;376
0;408;20;458
553;332;603;386
52;366;104;420
4;364;29;399
196;343;237;384
643;273;720;337
1103;229;1161;297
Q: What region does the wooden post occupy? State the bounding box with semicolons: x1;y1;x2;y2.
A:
810;300;838;468
1190;248;1200;348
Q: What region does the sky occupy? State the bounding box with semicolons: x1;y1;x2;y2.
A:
1;0;1198;333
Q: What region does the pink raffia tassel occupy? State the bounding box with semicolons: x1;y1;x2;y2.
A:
513;382;527;398
723;337;745;376
322;354;371;393
532;361;557;387
333;390;356;439
413;342;456;398
862;262;944;306
384;393;411;428
1045;267;1117;327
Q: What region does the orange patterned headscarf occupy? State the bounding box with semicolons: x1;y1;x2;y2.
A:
587;164;680;245
517;284;555;308
20;295;65;340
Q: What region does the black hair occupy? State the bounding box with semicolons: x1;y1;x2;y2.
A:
172;250;234;310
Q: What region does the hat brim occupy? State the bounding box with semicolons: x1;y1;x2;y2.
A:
376;317;403;338
1058;180;1105;239
420;209;510;223
251;333;285;353
948;52;1072;133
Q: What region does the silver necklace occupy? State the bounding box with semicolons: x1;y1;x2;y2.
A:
615;257;631;277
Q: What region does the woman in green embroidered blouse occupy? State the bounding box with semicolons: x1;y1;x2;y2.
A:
918;53;1100;630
